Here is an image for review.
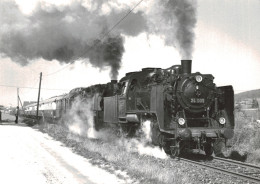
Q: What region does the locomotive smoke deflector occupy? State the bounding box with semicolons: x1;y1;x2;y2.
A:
181;60;192;74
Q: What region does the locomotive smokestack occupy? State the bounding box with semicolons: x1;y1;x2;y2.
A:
181;60;192;74
111;80;118;84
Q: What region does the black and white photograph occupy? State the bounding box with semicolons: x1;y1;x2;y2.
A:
0;0;260;183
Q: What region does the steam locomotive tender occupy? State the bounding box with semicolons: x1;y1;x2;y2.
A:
21;60;234;157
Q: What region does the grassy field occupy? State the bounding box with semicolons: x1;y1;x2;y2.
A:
0;113;16;122
224;109;260;165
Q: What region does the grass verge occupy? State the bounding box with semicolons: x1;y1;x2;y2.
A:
224;109;260;165
35;122;192;184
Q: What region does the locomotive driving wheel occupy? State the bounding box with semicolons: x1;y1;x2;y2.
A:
119;124;136;137
162;142;180;158
170;146;180;158
162;138;181;158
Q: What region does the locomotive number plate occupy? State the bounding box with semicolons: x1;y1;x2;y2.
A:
191;98;205;103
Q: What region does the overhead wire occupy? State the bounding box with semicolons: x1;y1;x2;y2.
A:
0;84;69;91
43;63;72;77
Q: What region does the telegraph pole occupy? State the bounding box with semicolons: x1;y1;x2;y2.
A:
36;72;42;120
15;88;19;124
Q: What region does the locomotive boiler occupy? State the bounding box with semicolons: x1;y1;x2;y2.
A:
21;60;234;157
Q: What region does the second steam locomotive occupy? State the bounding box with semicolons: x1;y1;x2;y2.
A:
21;60;234;157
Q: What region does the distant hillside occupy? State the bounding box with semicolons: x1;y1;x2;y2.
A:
235;89;260;101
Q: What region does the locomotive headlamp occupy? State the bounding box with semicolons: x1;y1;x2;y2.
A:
195;75;203;83
219;117;226;125
178;118;186;125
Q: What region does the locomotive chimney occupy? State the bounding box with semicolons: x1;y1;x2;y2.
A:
181;60;192;74
111;80;117;84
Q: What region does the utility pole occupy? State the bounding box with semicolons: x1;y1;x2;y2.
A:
15;88;19;124
18;96;23;110
36;72;42;120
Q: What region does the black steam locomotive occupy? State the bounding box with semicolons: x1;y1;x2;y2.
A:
21;60;234;157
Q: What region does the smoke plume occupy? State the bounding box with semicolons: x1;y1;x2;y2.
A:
147;0;197;59
0;0;147;79
89;36;124;79
167;0;197;59
0;0;197;77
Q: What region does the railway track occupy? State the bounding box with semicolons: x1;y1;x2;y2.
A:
180;156;260;183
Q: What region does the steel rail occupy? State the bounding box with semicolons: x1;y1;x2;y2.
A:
180;157;260;183
214;156;260;170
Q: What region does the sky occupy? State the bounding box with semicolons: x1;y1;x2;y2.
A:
0;0;260;107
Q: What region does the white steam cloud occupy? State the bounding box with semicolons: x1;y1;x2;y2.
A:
118;121;168;159
65;97;97;138
0;0;197;78
66;105;168;159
